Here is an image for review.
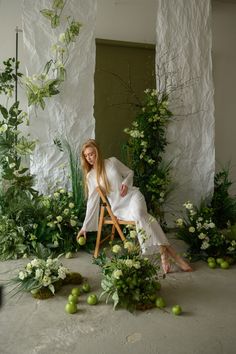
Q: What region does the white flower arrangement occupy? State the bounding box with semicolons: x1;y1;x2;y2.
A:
9;257;69;296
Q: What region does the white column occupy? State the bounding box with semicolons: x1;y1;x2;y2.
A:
156;0;215;219
22;0;97;193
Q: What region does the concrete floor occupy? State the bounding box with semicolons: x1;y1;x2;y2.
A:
0;238;236;354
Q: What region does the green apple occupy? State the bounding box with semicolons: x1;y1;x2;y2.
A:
172;305;182;316
87;294;98;305
155;296;166;309
207;257;215;263
220;261;230;269
78;237;86;246
65;302;77;314
82;283;91;293
68;294;78;303
71;287;81;297
208;261;216;269
216;258;224;265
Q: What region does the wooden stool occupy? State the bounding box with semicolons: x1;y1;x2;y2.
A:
94;187;135;258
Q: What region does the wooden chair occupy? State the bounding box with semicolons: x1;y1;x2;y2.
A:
94;187;135;258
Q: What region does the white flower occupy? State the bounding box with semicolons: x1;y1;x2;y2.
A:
59;188;65;194
42;275;51;287
125;259;133;268
69;203;74;209
35;268;43;279
124;241;135;252
201;241;210;250
63;208;70;215
70;219;77;227
18;271;27;280
184;202;193;210
203;223;209;230
129;230;137;239
31;258;40;267
196;222;202;230
198;233;206;240
9;163;16;169
112;244;122;253
56;215;63;222
112;269;123;279
54;192;60;198
160;192;165;198
58;266;68;280
176;218;184;227
133;261;141;269
189;226;195;233
208;222;215;228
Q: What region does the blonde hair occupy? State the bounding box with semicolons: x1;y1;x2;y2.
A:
80;139;111;197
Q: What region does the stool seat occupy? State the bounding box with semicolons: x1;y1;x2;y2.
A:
94;187;135;258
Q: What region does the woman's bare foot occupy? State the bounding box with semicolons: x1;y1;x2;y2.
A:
165;245;193;272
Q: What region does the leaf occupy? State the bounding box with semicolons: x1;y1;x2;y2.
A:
0;104;8;119
112;291;119;309
51;15;60;28
40;9;54;19
52;0;64;10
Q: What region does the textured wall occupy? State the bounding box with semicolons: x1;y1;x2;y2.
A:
22;0;96;193
155;0;215;219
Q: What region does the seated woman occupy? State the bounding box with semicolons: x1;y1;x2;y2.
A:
76;139;192;274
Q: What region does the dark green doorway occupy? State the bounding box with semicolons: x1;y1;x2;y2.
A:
94;39;156;159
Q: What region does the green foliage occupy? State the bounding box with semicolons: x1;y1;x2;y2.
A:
0;215;27;260
123;88;174;222
24;2;82;109
33;188;84;253
0;58;22;97
210;166;236;228
54;138;85;211
94;228;162;312
175;201;236;261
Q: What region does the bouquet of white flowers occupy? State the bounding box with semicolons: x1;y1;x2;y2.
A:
8;256;70;298
94;228;162;312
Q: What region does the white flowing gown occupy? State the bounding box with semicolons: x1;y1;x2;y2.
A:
82;157;170;254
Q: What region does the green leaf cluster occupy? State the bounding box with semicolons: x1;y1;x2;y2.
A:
123;89;174;222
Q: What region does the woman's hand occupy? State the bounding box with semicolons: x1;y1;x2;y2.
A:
120;184;128;197
76;229;86;241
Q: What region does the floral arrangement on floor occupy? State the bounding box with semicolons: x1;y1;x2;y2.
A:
123;88;174;226
175;201;236;262
6;256;83;300
94;228;162;312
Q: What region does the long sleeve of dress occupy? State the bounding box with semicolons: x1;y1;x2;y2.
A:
111;157;134;187
82;172;100;232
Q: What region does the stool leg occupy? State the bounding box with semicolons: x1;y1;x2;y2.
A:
111;224;116;240
94;205;105;258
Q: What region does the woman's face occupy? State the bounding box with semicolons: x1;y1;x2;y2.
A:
84;147;96;166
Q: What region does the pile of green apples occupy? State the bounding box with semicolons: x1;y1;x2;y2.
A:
207;257;231;269
65;282;98;314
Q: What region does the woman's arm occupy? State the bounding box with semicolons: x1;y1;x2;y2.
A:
111;157;134;196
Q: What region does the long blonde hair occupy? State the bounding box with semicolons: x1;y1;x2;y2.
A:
80;139;111;197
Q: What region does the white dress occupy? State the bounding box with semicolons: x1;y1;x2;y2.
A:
82;157;170;254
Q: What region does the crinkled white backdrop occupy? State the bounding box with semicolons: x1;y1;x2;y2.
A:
22;0;96;193
156;0;215;221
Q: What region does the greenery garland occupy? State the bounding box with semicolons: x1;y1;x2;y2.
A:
123;88;174;225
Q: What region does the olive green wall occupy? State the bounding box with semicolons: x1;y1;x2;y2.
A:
94;39;155;159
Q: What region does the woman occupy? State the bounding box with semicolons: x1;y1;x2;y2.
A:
77;139;192;274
